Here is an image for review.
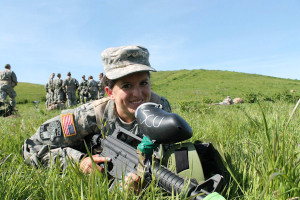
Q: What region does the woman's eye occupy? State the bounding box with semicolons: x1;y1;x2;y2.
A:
122;84;131;89
141;81;148;86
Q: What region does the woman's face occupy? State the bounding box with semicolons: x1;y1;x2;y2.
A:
105;72;151;123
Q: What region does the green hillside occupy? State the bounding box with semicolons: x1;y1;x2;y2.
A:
151;69;300;104
14;82;46;104
13;69;300;105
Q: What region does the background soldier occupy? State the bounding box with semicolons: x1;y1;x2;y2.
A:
222;96;233;105
54;73;65;104
63;72;79;107
0;64;18;110
97;73;105;99
45;73;55;108
78;75;88;104
87;75;98;101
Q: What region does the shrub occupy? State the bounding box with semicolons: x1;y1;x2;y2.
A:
244;93;259;103
179;101;214;114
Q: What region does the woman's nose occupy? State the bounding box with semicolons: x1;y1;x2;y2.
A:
132;86;142;97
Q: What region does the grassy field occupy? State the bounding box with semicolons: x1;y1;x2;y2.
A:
0;69;299;199
151;69;300;104
14;82;46;104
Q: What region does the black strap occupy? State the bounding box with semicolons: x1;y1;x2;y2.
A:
175;147;189;173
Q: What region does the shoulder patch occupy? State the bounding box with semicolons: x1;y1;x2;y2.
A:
92;97;110;127
92;97;110;107
61;113;77;137
39;120;62;141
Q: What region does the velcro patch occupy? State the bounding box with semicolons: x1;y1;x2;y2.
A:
39;120;62;141
61;113;77;137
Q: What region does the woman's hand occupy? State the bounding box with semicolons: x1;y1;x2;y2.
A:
121;172;141;194
80;155;111;173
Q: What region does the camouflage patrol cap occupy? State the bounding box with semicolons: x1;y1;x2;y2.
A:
82;75;85;78
4;64;11;69
101;45;156;80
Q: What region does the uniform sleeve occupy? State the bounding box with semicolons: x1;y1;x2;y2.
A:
62;79;66;87
45;82;49;91
23;102;100;170
11;71;17;85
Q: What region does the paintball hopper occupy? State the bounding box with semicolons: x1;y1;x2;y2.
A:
135;102;193;144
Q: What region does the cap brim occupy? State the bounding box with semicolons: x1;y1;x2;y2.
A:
105;64;156;80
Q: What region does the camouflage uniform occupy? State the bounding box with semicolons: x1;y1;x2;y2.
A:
0;65;18;108
97;75;105;99
78;78;88;104
22;92;171;169
88;77;98;101
63;75;79;107
45;75;55;107
222;96;233;105
0;98;15;116
54;76;65;103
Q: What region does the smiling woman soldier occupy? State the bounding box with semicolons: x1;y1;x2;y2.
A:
23;45;171;173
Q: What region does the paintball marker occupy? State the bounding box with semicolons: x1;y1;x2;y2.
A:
92;103;225;200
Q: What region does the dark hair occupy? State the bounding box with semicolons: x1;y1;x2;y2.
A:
4;64;11;69
104;71;151;89
103;75;115;89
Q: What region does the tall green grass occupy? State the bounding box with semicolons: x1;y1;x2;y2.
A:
0;69;299;199
176;101;299;199
1;101;299;199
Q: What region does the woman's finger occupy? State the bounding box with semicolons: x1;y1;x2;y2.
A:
92;155;112;163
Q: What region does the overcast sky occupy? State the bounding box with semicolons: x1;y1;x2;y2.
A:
1;0;300;84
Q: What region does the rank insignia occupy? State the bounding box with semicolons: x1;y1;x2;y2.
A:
61;113;77;137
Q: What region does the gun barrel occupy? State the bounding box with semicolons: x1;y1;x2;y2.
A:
152;162;206;199
152;162;224;199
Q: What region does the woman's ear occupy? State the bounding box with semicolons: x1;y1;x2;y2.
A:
105;86;114;100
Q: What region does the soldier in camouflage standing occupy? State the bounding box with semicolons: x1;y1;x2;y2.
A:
87;75;98;101
0;64;18;110
54;73;65;104
45;73;55;108
63;72;79;107
97;73;105;99
78;75;88;104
